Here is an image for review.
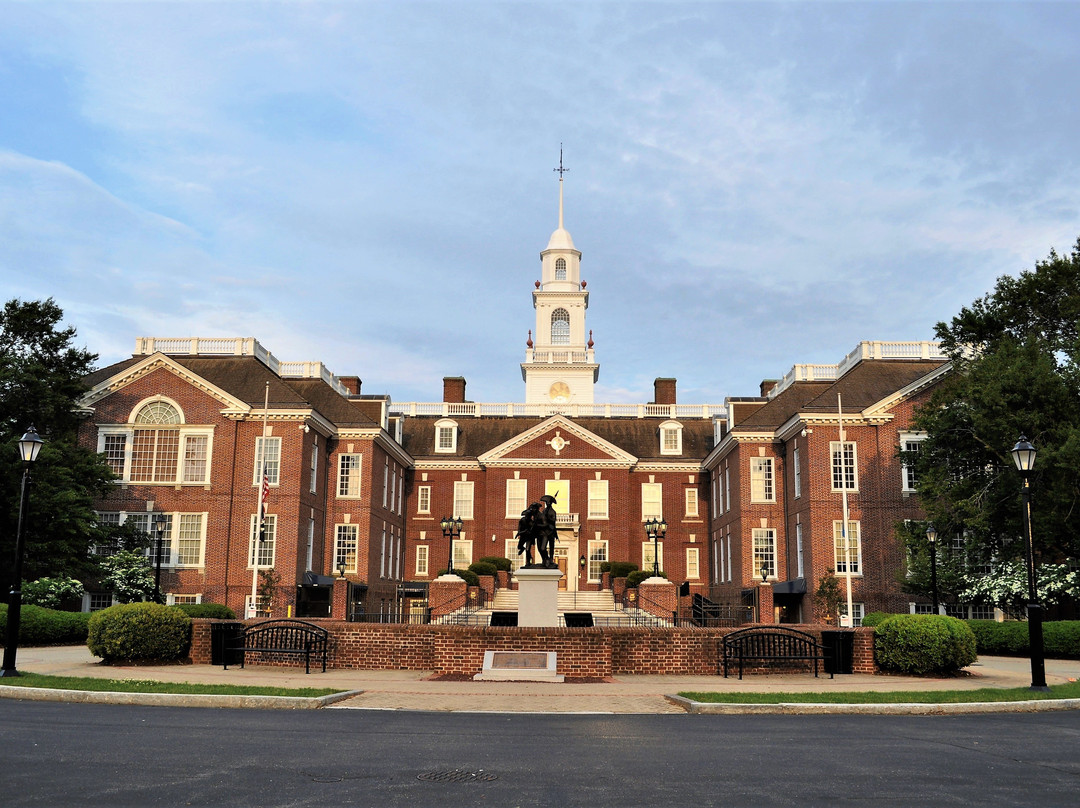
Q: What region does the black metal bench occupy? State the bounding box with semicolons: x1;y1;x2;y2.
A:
223;619;329;674
720;626;832;680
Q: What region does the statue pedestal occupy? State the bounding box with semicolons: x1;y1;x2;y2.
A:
513;567;564;627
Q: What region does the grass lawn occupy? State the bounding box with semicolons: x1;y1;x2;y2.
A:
679;680;1080;704
0;672;340;698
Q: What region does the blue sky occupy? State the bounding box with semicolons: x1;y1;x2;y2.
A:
2;2;1078;405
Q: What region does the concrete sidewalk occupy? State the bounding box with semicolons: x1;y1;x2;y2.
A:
3;645;1078;714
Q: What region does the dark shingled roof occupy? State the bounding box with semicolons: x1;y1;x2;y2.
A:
734;381;833;430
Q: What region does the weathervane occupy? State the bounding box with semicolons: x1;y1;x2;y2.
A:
554;144;569;179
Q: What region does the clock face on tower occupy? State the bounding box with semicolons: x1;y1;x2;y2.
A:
548;382;571;403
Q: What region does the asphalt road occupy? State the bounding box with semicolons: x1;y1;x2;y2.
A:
1;700;1078;807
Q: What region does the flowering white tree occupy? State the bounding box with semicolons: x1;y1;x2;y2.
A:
22;576;85;609
959;560;1080;614
98;551;156;604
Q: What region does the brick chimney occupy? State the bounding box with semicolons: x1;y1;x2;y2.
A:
759;379;779;397
443;377;466;403
653;378;677;406
338;376;362;396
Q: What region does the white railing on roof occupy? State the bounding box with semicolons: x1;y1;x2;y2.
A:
135;337;280;373
768;341;945;399
390;402;725;419
525;349;595;364
279;361;353;397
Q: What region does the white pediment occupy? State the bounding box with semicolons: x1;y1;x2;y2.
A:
79;353;251;414
477;415;636;467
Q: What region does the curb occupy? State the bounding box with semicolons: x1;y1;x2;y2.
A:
0;685;363;710
666;695;1080;715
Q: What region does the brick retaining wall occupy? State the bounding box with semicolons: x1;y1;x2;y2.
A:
192;621;879;677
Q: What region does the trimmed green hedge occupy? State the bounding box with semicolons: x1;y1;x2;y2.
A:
874;614;977;675
968;620;1080;659
437;568;480;587
173;603;235;620
477;556;512;572
468;561;498;578
87;602;192;662
0;604;92;646
607;561;639;579
860;611;892;628
626;569;666;588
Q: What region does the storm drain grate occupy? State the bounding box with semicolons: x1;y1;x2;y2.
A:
417;769;498;783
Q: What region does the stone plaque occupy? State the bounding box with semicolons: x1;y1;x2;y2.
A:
489;652;549;670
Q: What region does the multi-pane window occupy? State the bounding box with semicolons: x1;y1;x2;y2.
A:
839;602;865;627
309;442;318;494
337;454;362;497
416;545;429;577
506;479;528;517
901;437;923;492
435;420;457;453
588;480;609;519
132;425;180;482
452;539;472;569
555;257;567;280
796;521;805;578
831;441;858;491
642;541;663;573
551;308;570;345
712;470;720;517
793;445;802;498
92;512;122;556
249;514;276;568
103;434;127;476
253;436;281;486
587;540;608;582
546;479;569;510
89;593;114;611
750;457;775;503
833;520;862;575
175;514;205;566
724;466;730;512
752;528;776;580
660;422;682;455
686;547;700;579
335;524;358;573
454;481;474;520
685;488;699;517
183;435;208;484
417;486;431;514
506;539;524;573
641;483;663;520
147;514;172;567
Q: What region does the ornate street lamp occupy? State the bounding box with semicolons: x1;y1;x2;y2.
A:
1;426;45;677
152;513;169;604
643;517;667;577
1011;436;1049;691
441;516;463;576
925;523;939;615
760;564;769;584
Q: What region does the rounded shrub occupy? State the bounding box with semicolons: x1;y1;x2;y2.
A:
860;611;895;628
173;603;236;619
1044;621;1080;659
468;561;498;578
437;568;480;587
873;614;977;675
477;556;512;572
87;602;192;662
0;604;92;646
608;561;639;580
626;569;666;588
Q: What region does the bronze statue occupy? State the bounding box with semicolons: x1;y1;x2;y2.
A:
515;494;559;569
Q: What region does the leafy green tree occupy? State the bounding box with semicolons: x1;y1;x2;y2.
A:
97;551;156;604
0;299;117;595
22;575;86;609
908;239;1080;580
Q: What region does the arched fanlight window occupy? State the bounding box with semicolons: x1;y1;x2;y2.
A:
555;257;567;280
551;309;570;345
131;401;182;482
134;401;181;424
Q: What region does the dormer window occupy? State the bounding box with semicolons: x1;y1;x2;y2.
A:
660;420;683;455
555;258;567;280
435;419;458;453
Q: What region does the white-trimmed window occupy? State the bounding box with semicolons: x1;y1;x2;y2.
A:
555;257;567;280
147;513;171;567
796;521;805;578
506;479;528;518
174;513;206;567
102;433;128;477
641;482;663;520
642;541;663;573
183;435;209;484
88;592;115;611
416;545;429;577
506;538;524;574
335;524;358;573
435;419;458;453
545;479;569;510
712;470;720;517
452;539;472;569
417;485;431;514
588;479;609;519
660;421;682;455
249;514;276;568
839;602;865;627
724;466;731;512
752;528;777;580
833;520;862;575
587;539;608;582
750;457;775;503
551;308;570;345
337;454;362;498
686;547;700;580
309;441;318;493
831;441;858;491
253;436;281;486
454;481;474;520
383;460;389;508
900;433;925;492
793;444;802;498
168;594;201;606
685;488;699;517
100;401;212;485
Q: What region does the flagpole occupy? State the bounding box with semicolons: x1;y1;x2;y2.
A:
250;381;270;618
838;393;854;627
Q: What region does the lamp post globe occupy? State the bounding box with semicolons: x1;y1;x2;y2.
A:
2;426;45;678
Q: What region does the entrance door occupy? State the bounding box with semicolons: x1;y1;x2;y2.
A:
554;546;569;590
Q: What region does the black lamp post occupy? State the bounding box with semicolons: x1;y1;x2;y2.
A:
644;517;667;577
440;515;463;575
152;513;168;604
1;426;45;678
925;523;939;615
1012;436;1049;691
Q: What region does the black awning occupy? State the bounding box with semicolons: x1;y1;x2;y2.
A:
772;577;807;595
302;571;338;587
